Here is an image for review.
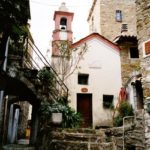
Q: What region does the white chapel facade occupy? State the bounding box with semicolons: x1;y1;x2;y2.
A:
51;3;122;128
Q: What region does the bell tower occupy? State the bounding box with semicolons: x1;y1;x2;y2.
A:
52;2;74;55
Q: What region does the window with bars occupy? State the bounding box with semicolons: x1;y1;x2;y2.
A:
121;24;128;32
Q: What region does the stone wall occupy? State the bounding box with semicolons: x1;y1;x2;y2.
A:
100;0;137;41
18;101;30;138
143;104;150;150
119;44;140;85
88;0;137;41
136;1;150;149
37;115;145;150
136;0;150;97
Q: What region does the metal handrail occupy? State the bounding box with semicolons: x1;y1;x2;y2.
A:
123;116;134;150
23;38;68;100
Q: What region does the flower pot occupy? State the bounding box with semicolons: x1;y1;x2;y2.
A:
51;112;62;124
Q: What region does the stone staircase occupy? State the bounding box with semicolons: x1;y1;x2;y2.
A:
3;139;34;150
48;128;114;150
3;144;35;150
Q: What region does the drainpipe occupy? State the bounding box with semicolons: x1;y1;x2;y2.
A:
123;116;134;150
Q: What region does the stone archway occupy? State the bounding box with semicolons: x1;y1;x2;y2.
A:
0;72;40;145
2;96;40;145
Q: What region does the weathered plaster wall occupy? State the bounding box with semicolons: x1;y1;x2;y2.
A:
67;38;122;128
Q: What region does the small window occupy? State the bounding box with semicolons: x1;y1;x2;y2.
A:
103;95;114;108
78;74;89;85
116;10;122;22
129;47;139;58
121;24;128;32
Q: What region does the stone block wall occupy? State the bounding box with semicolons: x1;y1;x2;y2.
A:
144;103;150;149
136;1;150;148
37;119;145;150
100;0;137;41
136;0;150;97
120;44;140;85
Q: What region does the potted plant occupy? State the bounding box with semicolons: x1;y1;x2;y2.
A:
39;101;82;128
50;102;66;124
39;102;65;125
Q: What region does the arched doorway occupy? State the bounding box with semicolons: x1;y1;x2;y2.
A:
0;73;40;145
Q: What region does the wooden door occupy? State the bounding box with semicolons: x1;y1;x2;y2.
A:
77;94;92;127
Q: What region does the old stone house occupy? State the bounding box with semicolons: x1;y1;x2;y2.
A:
136;0;150;149
87;0;137;42
87;0;143;110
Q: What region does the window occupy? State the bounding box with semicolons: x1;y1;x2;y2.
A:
144;40;150;55
116;10;122;22
78;74;89;85
121;24;128;32
103;95;114;108
129;47;139;58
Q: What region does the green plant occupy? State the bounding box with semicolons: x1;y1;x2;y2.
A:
118;101;134;117
62;106;82;128
113;101;134;127
113;115;123;127
38;67;55;83
39;102;82;128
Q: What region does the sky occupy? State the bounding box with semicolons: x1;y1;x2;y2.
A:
29;0;92;57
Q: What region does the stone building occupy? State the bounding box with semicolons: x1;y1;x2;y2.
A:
87;0;137;42
87;0;143;110
136;0;150;149
136;0;150;98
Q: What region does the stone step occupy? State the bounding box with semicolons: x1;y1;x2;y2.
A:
51;131;106;143
18;139;30;145
3;144;35;150
55;128;97;134
49;139;113;150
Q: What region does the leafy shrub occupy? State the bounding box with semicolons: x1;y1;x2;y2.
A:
62;106;82;128
118;101;134;117
113;101;134;127
113;116;123;127
38;67;55;83
39;102;82;128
